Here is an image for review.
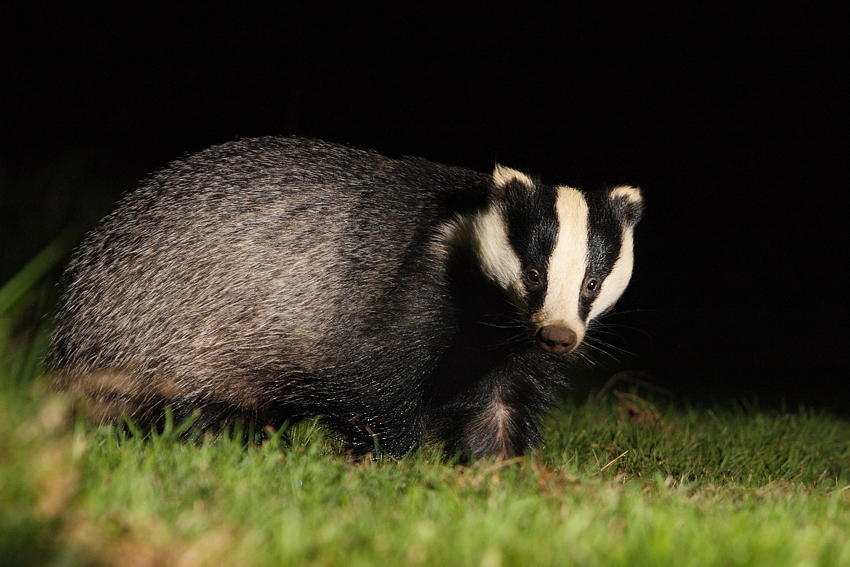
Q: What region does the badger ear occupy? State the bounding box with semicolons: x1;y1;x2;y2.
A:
609;185;643;227
492;164;534;195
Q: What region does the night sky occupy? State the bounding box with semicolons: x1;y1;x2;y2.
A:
3;5;847;409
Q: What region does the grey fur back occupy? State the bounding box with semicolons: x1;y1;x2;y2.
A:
50;137;490;433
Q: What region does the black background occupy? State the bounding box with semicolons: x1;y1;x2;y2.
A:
2;4;847;409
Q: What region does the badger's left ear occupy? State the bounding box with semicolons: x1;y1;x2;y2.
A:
609;185;644;227
492;164;534;196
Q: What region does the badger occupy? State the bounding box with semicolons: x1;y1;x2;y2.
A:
49;137;642;459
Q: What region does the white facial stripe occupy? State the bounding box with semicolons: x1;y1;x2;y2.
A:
492;164;534;189
587;226;634;321
538;187;589;338
470;205;525;301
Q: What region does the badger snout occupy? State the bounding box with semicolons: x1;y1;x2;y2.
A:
535;324;578;355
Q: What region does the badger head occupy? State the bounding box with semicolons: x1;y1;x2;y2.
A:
471;165;643;355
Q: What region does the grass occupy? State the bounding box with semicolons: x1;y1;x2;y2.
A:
2;239;850;566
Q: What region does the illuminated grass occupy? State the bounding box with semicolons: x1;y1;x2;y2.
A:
2;241;849;566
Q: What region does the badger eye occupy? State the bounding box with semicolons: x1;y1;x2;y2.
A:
525;267;543;287
584;277;600;294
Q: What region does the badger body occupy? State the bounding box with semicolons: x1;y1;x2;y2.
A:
50;137;642;458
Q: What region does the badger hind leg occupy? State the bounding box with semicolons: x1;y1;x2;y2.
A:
322;396;428;459
52;369;184;430
52;369;264;437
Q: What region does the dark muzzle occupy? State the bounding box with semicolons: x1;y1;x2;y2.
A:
535;324;578;355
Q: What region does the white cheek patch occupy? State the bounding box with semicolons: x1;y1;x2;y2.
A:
470;205;525;303
587;226;635;321
538;187;589;340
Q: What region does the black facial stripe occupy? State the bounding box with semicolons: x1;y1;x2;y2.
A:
501;180;559;314
580;190;624;320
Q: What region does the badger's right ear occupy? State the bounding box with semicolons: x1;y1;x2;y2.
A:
609;185;644;227
492;164;534;196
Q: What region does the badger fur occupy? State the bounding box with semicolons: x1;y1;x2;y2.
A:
49;137;643;458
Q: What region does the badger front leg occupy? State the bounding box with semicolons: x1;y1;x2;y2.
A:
323;387;428;459
430;364;557;459
342;412;426;459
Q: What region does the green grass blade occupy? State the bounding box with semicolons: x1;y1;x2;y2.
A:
0;232;74;317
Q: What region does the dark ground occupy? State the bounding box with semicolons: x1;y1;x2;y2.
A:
2;4;847;409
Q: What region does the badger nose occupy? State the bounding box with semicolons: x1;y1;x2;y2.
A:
536;324;578;354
